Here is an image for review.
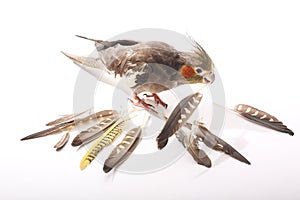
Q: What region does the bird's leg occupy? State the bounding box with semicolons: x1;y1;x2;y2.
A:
143;93;168;108
128;93;154;110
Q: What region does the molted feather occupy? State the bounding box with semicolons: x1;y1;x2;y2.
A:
194;123;250;165
234;104;293;136
71;114;119;146
54;132;70;151
80;118;125;170
176;130;211;168
20;110;117;141
46;110;88;126
103;127;142;173
157;92;203;149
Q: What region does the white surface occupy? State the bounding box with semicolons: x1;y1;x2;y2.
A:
0;0;299;199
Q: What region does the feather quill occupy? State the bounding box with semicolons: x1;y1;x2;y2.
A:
46;110;89;126
80;118;125;170
234;104;293;136
157;92;203;149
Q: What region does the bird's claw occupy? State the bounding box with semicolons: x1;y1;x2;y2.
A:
128;96;154;110
143;93;168;108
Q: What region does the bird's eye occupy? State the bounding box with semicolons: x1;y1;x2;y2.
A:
195;67;202;74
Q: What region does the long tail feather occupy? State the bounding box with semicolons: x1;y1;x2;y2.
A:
234;104;294;136
21;110;117;141
21;122;74;141
75;35;103;43
61;51;104;70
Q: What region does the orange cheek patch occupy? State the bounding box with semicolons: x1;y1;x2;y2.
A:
180;65;195;78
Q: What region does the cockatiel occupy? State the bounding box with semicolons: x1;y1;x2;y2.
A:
62;35;215;108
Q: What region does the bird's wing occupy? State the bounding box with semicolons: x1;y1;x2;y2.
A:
102;41;186;76
125;62;187;94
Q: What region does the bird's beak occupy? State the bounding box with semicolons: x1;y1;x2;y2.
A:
204;72;215;84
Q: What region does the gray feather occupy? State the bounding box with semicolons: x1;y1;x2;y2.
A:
103;127;142;173
234;104;294;136
157;92;203;149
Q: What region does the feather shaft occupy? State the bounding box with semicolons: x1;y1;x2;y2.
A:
46;109;89;126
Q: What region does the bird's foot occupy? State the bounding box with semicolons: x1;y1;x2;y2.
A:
128;94;154;110
143;93;168;108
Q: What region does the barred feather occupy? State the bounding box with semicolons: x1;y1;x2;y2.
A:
20;122;74;141
71;114;119;146
103;127;142;173
80;118;125;170
20;110;117;141
157;92;203;149
234;104;294;136
194;123;250;165
187;137;212;168
176;130;211;168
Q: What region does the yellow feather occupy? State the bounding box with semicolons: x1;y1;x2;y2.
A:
80;118;125;170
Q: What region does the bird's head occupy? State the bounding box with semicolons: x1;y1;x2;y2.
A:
179;39;215;84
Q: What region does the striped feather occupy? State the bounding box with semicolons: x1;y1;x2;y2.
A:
20;110;117;141
176;130;211;168
71;114;119;146
157;92;203;149
195;123;250;165
80;118;125;170
234;104;294;136
187;137;212;168
20;121;74;141
103;127;142;173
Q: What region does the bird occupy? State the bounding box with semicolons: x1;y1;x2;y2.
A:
62;35;215;108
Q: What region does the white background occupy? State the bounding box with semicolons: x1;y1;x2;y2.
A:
1;0;300;199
